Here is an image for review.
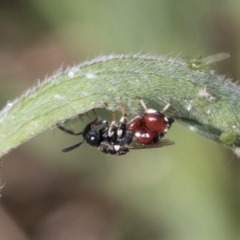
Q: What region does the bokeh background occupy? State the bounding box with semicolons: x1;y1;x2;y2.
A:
1;1;240;240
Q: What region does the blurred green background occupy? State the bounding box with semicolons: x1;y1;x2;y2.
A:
1;1;240;240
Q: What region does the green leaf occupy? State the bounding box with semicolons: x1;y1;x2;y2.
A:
0;53;240;157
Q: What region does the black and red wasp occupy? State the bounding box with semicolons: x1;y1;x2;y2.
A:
57;98;174;155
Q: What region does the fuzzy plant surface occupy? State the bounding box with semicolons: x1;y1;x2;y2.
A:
0;53;240;157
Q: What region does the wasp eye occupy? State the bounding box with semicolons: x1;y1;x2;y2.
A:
82;123;101;147
86;134;100;146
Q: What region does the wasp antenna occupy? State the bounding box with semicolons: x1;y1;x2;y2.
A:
62;142;84;152
57;124;83;136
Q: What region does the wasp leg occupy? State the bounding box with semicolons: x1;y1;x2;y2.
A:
161;101;171;113
108;112;116;137
88;109;108;126
137;96;148;112
117;104;127;137
138;96;172;114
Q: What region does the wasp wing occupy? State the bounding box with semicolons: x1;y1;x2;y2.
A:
127;139;175;150
202;52;230;65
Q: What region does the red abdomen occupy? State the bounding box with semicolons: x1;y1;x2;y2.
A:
126;116;142;131
134;125;158;144
143;113;166;132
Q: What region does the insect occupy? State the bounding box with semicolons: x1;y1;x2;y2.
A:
57;113;130;155
188;52;230;70
57;98;174;155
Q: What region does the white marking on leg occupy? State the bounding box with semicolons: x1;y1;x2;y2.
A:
108;121;116;137
117;129;123;137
